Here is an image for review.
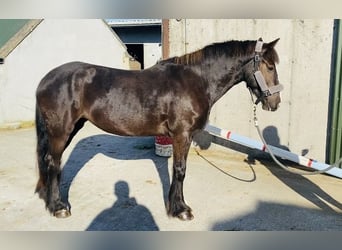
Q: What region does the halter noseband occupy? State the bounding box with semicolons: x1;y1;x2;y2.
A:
253;40;283;103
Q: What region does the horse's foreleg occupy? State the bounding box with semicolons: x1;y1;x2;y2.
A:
168;133;194;220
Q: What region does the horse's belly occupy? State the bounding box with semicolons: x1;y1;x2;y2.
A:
87;109;166;137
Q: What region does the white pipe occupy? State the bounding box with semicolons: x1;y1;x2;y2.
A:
204;124;342;179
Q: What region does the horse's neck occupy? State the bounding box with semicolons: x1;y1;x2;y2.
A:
197;55;247;106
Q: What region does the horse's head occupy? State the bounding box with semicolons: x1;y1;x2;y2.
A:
244;38;283;111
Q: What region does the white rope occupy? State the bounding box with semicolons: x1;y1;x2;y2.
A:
252;103;342;175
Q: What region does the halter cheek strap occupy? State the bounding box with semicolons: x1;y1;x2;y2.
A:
253;40;284;98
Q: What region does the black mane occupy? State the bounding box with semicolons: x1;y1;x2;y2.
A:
161;40;279;65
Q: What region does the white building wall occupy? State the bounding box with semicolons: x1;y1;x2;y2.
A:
168;19;334;162
0;19;130;126
144;43;162;68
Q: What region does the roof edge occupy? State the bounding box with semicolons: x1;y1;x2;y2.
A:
100;19;128;50
107;19;162;27
0;19;43;59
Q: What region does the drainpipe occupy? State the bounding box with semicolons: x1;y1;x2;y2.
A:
162;19;169;59
328;19;342;167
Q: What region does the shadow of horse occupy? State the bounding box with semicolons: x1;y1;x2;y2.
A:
211;201;342;230
59;134;170;217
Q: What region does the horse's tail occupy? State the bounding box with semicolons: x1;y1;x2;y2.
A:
35;104;49;199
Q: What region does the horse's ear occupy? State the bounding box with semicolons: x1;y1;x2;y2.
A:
267;38;280;48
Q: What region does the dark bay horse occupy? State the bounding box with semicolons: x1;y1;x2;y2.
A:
35;38;282;220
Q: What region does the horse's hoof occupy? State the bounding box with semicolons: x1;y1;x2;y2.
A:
54;208;71;218
177;211;194;221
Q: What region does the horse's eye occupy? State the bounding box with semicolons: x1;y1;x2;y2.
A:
262;60;274;71
267;65;274;71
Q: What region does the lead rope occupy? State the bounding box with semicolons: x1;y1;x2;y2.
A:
250;92;342;175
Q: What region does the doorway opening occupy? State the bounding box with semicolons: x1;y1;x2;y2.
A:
126;44;144;69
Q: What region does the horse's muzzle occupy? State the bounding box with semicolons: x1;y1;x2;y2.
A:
262;95;280;111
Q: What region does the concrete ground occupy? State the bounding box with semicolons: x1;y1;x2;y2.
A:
1;122;342;231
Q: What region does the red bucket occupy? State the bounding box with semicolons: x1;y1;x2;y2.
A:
155;136;173;157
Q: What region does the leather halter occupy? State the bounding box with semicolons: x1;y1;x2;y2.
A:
253;40;283;100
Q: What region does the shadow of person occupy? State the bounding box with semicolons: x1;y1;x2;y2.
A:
86;181;159;230
247;125;342;213
59;134;170;215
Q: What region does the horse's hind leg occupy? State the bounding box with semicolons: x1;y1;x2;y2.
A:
35;107;76;218
168;133;194;220
37;135;71;218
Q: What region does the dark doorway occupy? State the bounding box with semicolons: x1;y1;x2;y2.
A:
126;44;144;69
